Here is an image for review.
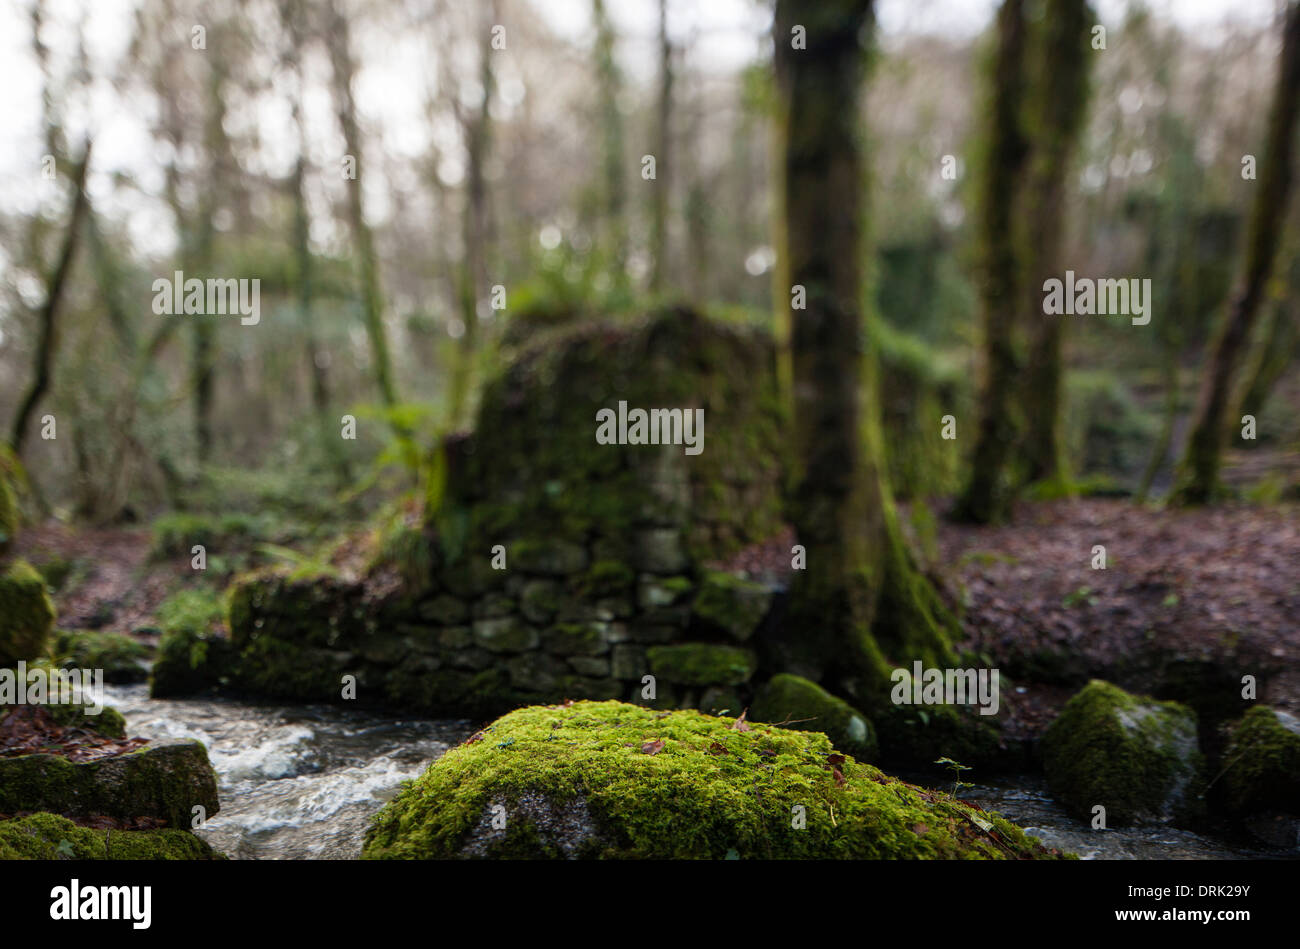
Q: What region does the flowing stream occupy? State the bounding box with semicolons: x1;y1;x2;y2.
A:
102;684;1274;860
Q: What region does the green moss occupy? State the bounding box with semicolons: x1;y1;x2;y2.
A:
433;310;787;566
46;700;127;739
646;643;757;686
372;518;438;594
0;812;221;859
0;558;56;667
0;738;219;828
579;560;636;598
363;701;1068;859
1042;680;1204;825
1220;707;1300;816
752;674;877;762
691;571;771;642
540;623;608;656
149;511;262;560
150;588;232;698
53;630;151;684
0;465;18;557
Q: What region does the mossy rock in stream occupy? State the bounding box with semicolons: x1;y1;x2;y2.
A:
150;588;235;697
53;630;151;684
362;700;1069;859
0;812;222;860
0;559;56;667
1220;707;1300;817
751;674;877;762
0;738;220;829
1042;680;1204;826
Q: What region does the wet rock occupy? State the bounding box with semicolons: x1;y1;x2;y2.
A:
0;738;220;830
752;673;876;762
1042;679;1203;826
362;701;1065;860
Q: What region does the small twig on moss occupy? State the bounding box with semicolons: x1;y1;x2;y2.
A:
769;715;817;727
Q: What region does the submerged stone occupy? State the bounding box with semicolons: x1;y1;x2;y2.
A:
362;701;1068;860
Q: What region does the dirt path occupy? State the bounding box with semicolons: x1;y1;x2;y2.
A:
16;525;179;637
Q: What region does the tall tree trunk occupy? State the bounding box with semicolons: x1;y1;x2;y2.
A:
281;0;350;485
951;0;1032;523
193;44;228;465
1018;0;1093;488
592;0;628;287
11;143;91;458
450;0;498;429
1237;299;1298;422
1173;1;1300;504
774;0;958;709
326;0;401;414
649;0;673;294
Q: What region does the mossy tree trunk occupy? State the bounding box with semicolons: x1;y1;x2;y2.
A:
449;0;498;429
774;0;958;709
1235;275;1298;424
1018;0;1093;489
1173;1;1300;504
951;0;1031;524
649;0;673;294
10;144;91;460
592;0;628;290
191;27;233;466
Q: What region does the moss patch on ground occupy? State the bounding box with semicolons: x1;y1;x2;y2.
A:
0;558;55;667
0;812;220;859
363;700;1068;859
1042;679;1204;826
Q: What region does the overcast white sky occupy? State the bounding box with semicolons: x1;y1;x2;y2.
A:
0;0;1280;262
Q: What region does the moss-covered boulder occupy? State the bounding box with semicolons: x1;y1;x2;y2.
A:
0;738;220;829
363;700;1068;859
0;812;221;860
752;673;877;762
0;558;55;667
54;630;151;684
150;588;235;697
150;625;235;697
1220;706;1300;817
44;700;128;739
1042;680;1203;826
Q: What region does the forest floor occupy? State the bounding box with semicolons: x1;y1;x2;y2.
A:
16;497;1300;747
937;497;1300;744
